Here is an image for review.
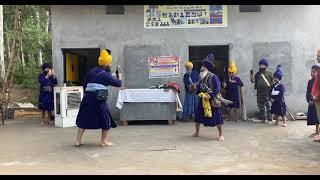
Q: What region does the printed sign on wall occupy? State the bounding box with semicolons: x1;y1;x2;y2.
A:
144;5;228;29
148;56;180;78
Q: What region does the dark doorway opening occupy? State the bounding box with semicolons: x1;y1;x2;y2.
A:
62;48;100;86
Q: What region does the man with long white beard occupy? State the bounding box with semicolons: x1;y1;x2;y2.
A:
193;53;224;141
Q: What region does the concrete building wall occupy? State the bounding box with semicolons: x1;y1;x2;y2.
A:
51;5;320;120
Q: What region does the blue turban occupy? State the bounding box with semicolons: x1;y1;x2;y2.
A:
259;58;269;67
202;53;215;72
273;64;283;80
206;53;215;63
42;62;50;70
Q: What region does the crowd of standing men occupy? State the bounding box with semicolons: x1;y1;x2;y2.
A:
36;49;320;146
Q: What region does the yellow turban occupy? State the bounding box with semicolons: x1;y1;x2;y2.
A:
98;49;112;66
228;61;237;74
185;61;193;69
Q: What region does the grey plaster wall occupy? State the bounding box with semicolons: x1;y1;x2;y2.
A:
51;5;320;119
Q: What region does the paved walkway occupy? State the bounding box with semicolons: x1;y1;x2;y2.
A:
0;118;319;174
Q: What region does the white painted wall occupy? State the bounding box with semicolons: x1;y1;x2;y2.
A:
51;5;320;119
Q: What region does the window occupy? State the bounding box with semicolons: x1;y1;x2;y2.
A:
239;5;261;12
106;5;125;15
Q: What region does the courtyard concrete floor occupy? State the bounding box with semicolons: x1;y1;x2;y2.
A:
0;117;320;175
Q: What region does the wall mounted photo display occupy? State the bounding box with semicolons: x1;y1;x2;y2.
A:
148;56;180;78
144;5;228;28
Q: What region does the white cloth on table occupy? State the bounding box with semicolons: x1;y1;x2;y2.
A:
116;89;182;110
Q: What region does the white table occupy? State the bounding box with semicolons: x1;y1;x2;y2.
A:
116;89;182;125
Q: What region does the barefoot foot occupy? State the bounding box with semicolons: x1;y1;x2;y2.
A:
217;136;224;141
101;141;113;147
309;133;317;138
192;132;199;137
313;134;320;138
75;142;82;147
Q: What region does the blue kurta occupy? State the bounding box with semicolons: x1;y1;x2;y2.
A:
270;83;286;116
306;79;319;125
38;73;58;111
226;76;243;109
76;67;122;130
195;73;224;127
182;70;200;119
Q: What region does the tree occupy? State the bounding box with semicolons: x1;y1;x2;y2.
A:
1;5;23;125
0;5;5;81
10;5;52;89
0;5;52;124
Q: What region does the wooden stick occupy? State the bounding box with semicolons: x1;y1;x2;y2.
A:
239;86;247;120
286;105;296;121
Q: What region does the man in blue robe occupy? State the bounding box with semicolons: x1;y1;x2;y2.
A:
182;61;200;121
38;62;58;125
193;53;225;141
75;49;122;147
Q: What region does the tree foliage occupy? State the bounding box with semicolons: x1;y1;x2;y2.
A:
3;5;52;89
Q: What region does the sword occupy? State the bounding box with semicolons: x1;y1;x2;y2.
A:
281;98;295;121
203;84;233;105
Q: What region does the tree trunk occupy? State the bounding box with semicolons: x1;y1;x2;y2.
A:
45;10;49;33
1;5;23;125
21;42;25;67
0;5;5;82
35;10;42;65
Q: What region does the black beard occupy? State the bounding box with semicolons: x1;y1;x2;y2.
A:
259;68;266;72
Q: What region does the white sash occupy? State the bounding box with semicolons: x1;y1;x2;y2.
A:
261;73;270;87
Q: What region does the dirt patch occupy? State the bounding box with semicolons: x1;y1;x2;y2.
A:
3;85;40;119
10;85;39;105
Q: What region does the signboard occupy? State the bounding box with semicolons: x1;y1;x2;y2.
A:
148;56;180;78
144;5;228;29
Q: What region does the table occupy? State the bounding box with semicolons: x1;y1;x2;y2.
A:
116;89;182;125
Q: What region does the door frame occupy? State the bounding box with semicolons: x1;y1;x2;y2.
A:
61;48;100;84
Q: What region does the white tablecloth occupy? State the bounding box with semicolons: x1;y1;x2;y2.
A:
116;89;182;110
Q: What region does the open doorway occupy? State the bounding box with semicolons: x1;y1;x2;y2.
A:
62;48;100;86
